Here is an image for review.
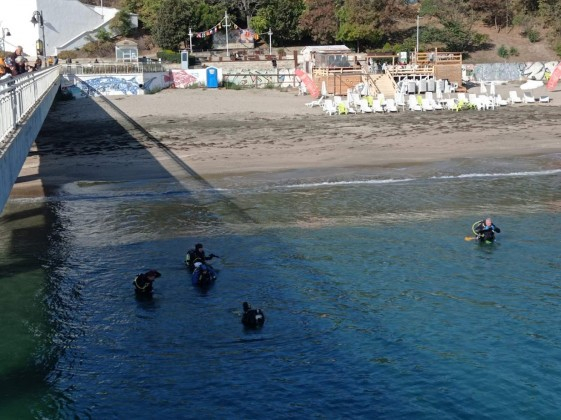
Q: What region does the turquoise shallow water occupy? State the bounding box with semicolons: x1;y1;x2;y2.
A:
1;153;561;418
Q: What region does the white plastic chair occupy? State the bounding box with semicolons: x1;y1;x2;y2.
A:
495;94;508;106
372;99;385;113
305;96;325;108
323;99;337;115
421;98;434;111
385;98;398;112
358;98;373;113
509;91;522;104
408;94;422;111
522;91;536;103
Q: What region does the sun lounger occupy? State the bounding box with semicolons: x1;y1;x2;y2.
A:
358;98;373;113
522;91;536;103
509;90;522;104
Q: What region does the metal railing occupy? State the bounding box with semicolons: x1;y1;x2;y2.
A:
0;66;60;146
62;62;167;75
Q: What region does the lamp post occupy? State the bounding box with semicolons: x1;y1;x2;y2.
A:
188;27;193;53
31;10;46;59
416;14;419;63
267;28;273;55
1;28;11;53
224;11;230;57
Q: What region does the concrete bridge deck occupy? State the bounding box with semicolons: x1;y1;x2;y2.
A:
0;67;61;214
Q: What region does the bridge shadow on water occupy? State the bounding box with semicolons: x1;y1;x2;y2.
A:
0;93;262;416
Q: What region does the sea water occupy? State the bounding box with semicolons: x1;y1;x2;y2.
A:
1;153;561;418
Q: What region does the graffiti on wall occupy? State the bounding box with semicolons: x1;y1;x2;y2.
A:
167;70;201;88
222;68;293;88
80;76;139;95
61;75;141;98
470;61;560;82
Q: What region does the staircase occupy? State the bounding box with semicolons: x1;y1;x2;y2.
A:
363;73;397;98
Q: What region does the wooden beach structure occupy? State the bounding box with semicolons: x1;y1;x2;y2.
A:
301;45;463;97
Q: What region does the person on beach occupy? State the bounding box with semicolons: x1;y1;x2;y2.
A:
185;243;218;271
473;218;501;243
133;270;161;295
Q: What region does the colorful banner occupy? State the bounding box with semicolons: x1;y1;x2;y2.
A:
295;69;320;99
546;62;561;91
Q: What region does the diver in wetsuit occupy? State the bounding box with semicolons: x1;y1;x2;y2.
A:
474;218;501;243
185;243;219;271
191;264;216;287
133;270;161;295
241;302;265;328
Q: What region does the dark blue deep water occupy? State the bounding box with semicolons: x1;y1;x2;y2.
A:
1;154;561;418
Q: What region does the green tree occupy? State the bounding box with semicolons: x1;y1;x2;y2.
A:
299;0;339;44
254;0;305;45
110;10;135;36
154;0;192;50
123;0;162;32
421;0;487;51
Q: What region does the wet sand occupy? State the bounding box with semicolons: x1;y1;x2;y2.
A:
10;82;561;198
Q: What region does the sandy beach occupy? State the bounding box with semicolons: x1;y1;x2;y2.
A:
10;82;561;198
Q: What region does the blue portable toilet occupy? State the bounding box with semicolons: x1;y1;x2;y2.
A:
206;66;219;88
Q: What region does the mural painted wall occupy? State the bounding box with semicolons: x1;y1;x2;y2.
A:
60;72;170;98
167;68;223;88
468;61;560;82
220;68;294;88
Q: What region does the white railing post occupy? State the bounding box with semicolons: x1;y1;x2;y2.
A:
0;66;60;145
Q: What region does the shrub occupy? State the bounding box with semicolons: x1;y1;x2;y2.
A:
527;29;541;43
497;45;509;59
57;50;79;60
509;47;519;57
157;50;181;63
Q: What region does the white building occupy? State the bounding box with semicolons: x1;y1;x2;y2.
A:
0;0;137;60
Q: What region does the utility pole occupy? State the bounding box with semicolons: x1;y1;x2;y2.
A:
267;28;273;55
224;11;230;57
416;14;419;63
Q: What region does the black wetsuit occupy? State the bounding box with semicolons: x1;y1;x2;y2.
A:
242;303;265;328
474;221;501;242
134;274;154;294
186;249;215;270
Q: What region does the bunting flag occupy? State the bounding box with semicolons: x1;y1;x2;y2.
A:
193;18;257;40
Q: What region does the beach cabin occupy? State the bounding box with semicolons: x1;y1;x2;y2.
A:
301;45;365;96
115;39;139;63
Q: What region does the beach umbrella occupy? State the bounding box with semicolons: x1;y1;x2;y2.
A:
520;80;544;90
490;82;496;96
321;80;328;98
480;82;487;94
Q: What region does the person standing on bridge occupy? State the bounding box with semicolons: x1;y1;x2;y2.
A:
9;46;26;75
